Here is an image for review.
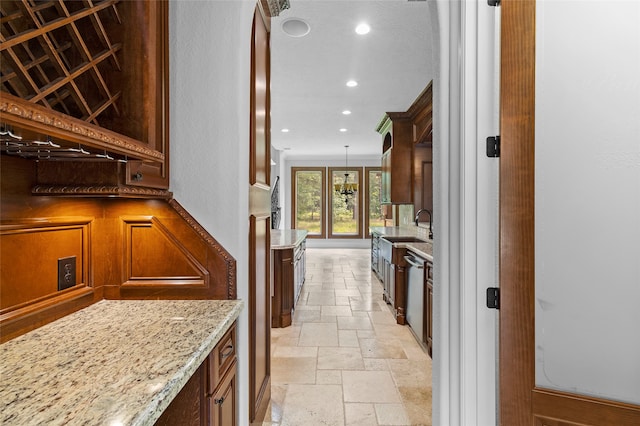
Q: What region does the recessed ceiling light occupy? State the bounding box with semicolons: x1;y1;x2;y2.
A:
281;128;289;133
342;110;351;115
355;23;370;35
346;80;358;87
282;18;311;37
283;147;291;150
339;128;347;132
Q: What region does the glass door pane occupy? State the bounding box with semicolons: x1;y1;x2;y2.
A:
292;168;325;237
366;168;384;234
534;0;640;404
329;168;362;238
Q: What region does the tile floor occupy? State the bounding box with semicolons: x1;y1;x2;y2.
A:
261;248;432;426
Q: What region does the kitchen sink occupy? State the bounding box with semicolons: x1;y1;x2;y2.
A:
380;236;428;243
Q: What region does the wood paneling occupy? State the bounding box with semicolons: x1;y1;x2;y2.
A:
533;389;640;426
0;156;236;341
249;5;272;423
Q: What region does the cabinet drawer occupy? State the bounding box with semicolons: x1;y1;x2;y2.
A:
208;324;236;395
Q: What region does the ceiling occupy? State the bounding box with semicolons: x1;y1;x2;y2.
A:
270;0;434;159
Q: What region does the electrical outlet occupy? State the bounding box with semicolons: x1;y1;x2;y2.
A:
58;256;76;291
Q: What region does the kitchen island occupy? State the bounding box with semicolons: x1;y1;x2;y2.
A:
271;229;307;328
0;299;243;426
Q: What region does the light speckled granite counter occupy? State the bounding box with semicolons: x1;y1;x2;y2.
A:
0;299;243;426
271;229;308;249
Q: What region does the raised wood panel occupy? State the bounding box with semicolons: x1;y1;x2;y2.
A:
121;216;208;287
271;248;294;328
532;389;640;426
1;156;236;339
0;218;91;311
249;214;271;422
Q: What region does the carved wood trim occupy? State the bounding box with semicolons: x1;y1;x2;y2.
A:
168;199;237;299
0;93;165;162
120;215;209;288
32;185;172;198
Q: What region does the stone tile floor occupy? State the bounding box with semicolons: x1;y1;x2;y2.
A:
260;248;432;426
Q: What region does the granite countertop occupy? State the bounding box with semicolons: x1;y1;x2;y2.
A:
0;299;243;426
370;226;433;261
271;229;308;249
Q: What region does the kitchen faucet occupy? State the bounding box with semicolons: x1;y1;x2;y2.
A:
414;209;433;240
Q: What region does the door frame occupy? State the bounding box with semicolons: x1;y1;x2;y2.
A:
498;1;640;424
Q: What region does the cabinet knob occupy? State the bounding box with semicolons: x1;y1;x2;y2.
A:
133;172;143;181
214;397;225;405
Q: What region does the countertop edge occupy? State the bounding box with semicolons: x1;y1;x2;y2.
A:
135;300;244;426
271;229;308;250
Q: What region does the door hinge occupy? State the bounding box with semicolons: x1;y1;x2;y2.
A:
488;0;501;6
486;136;500;158
486;287;500;309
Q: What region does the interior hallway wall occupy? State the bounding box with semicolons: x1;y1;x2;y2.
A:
169;1;255;425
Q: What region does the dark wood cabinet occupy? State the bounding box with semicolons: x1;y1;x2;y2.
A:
377;115;413;205
375;81;433;207
0;0;170;197
271;238;306;328
155;323;237;426
425;260;433;358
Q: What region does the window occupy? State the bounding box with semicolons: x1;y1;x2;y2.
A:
329;167;363;238
291;166;381;239
291;167;325;238
365;167;384;235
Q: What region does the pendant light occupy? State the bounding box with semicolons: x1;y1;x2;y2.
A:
334;145;358;204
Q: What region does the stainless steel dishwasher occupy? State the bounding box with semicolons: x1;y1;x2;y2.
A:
404;253;426;345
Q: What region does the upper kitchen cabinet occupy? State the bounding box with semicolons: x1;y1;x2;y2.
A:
375;81;433;206
0;0;170;197
376;113;413;205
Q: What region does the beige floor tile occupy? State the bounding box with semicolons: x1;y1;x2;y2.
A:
343;370;401;403
317;347;365;370
307;291;337;306
270;248;431;425
338;316;373;330
360;338;408;359
388;359;432;388
316;369;342;385
272;356;317;384
322;305;353;317
299;322;339;347
345;403;378;426
273;345;318;358
338;329;360;347
294;309;322;323
280;384;345;426
398;386;432;426
335;296;351;305
363;358;389;371
374;403;411;425
368;311;397;325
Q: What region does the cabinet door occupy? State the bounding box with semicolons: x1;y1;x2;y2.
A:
381;151;392;204
425;262;433;358
210;361;237;426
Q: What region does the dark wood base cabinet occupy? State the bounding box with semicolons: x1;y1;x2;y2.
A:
156;323;237;426
271;240;306;328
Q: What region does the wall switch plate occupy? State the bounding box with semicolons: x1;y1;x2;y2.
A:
58;256;76;291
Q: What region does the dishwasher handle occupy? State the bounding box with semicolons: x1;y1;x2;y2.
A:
404;255;425;269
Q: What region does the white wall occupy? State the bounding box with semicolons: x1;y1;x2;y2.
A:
169;1;254;425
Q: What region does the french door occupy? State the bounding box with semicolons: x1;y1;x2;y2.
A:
499;1;640;425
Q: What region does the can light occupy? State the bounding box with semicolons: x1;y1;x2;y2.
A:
355;23;370;35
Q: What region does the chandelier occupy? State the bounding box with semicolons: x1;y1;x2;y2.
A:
334;145;358;204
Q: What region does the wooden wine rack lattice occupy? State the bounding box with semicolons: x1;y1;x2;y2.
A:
0;0;123;126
